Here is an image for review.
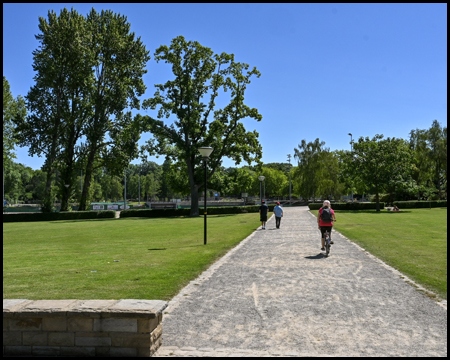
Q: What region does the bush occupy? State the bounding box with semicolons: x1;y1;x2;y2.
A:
3;210;116;223
308;202;384;210
393;200;447;209
119;205;274;218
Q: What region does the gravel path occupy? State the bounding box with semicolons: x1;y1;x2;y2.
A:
154;206;447;357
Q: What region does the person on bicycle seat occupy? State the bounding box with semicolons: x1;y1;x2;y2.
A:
318;200;336;251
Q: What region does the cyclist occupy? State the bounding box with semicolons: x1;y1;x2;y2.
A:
317;200;336;251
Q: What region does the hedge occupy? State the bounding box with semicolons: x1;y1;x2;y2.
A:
120;205;276;218
393;200;447;209
3;210;116;223
308;202;385;211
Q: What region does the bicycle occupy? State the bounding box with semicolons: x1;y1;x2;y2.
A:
324;230;331;257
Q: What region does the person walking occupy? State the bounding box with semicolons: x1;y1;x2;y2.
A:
259;200;269;230
317;200;336;251
273;202;283;229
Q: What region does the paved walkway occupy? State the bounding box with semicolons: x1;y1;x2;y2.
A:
154;207;447;357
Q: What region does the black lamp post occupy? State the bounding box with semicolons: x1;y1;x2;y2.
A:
258;175;265;204
198;147;213;245
348;133;353;202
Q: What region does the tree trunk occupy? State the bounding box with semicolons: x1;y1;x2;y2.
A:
42;167;55;213
375;185;380;212
190;184;199;217
41;132;59;213
78;146;96;211
186;155;200;217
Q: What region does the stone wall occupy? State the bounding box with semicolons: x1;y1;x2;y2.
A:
3;299;167;357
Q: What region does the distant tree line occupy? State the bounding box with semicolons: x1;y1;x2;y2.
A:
292;120;446;211
3;119;446;208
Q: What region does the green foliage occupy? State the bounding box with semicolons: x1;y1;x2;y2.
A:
308;202;384;210
256;167;288;198
221;167;255;196
120;205;274;218
3;210;115;223
3;76;26;165
348;134;414;211
293;138;327;200
409;120;447;200
393;200;447;208
141;35;262;217
14;7;150;212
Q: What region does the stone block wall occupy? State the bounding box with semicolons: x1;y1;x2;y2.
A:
3;299;167;357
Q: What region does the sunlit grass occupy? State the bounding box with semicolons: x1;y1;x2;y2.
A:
313;208;447;300
3;214;260;300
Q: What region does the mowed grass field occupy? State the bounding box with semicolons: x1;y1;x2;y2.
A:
4;208;447;302
3;214;261;301
317;208;447;300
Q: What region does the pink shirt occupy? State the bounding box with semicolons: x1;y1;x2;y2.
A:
318;207;335;227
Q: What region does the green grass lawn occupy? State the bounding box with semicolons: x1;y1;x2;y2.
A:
3;214;260;301
314;208;447;300
4;208;447;302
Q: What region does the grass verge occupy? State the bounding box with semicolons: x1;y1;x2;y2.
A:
3;213;260;300
315;208;447;300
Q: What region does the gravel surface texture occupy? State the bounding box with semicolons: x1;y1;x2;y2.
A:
155;206;447;357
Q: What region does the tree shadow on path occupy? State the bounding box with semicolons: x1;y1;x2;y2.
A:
304;253;327;260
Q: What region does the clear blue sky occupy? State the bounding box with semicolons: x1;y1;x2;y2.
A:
3;3;447;170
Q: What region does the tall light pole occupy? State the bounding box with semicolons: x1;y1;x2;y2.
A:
348;133;353;203
124;169;127;210
258;175;265;204
138;165;141;205
287;154;292;205
198;147;213;245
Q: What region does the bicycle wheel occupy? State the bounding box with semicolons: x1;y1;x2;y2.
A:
325;232;330;257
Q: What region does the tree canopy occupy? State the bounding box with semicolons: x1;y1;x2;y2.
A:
13;7;150;211
141;35;262;216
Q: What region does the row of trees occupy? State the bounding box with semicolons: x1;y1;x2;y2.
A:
292;120;446;210
4;118;446;209
3;158;293;205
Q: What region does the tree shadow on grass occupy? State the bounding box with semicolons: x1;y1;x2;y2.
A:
51;218;118;224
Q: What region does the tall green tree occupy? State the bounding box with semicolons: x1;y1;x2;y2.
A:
14;8;150;211
293;138;326;201
78;9;150;210
409;120;447;200
349;134;413;211
255;167;288;199
3;77;26;167
220;167;254;197
315;150;343;200
426;120;447;199
14;8;94;211
141;35;262;216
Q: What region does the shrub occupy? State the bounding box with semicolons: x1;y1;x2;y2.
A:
119;205;274;218
3;211;116;223
308;202;384;210
393;200;447;209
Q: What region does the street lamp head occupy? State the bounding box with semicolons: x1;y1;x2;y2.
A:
348;133;352;137
258;175;265;182
198;147;213;159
